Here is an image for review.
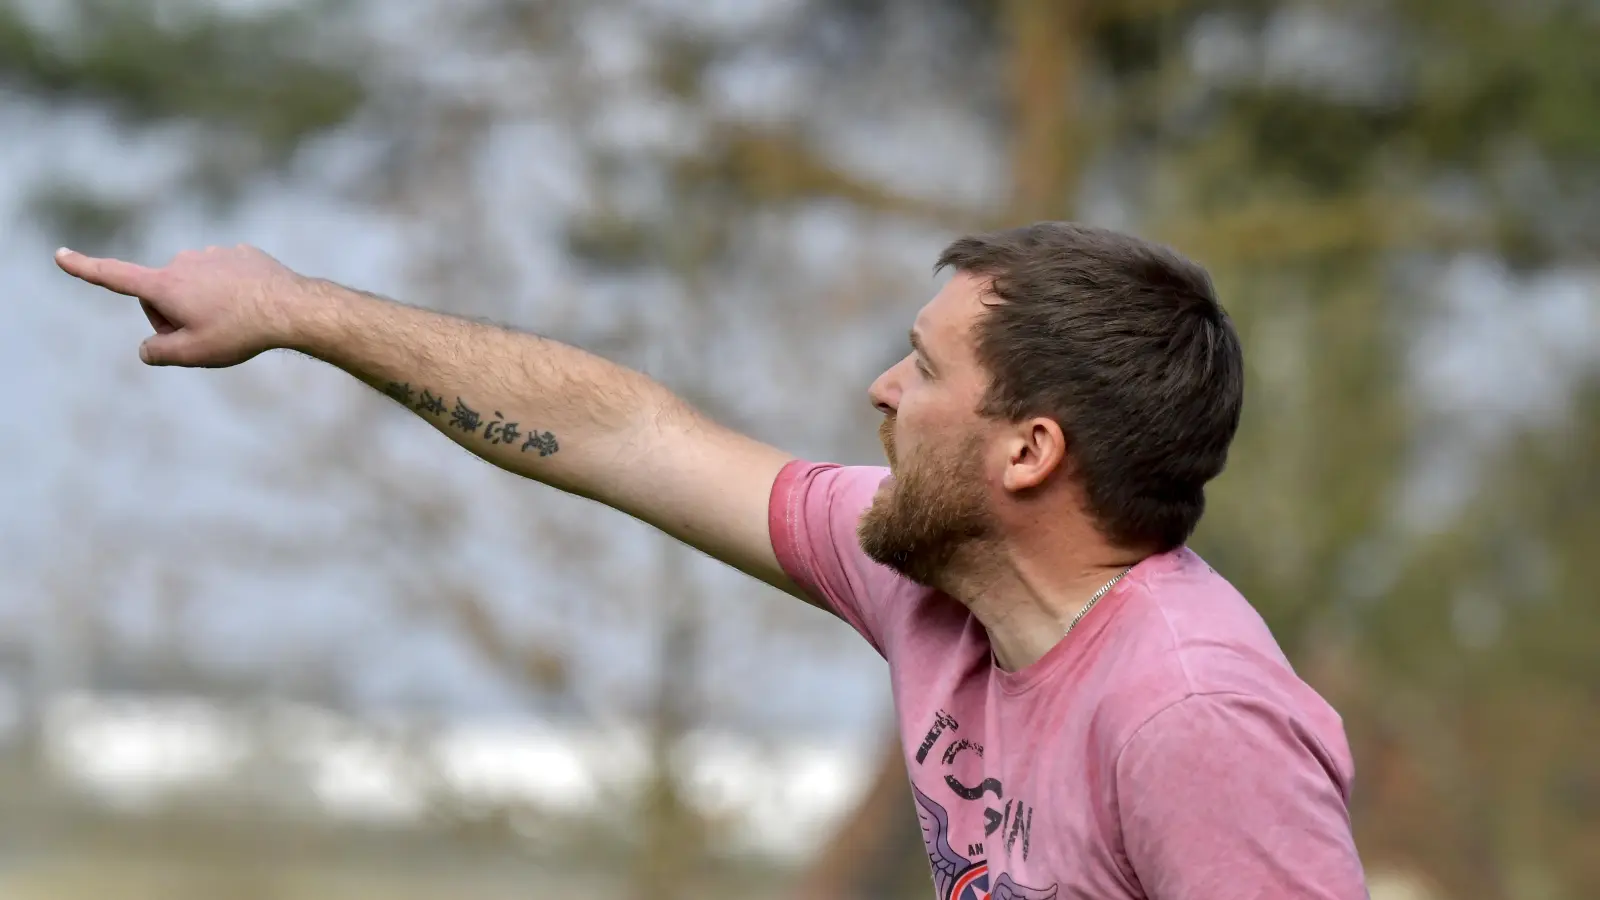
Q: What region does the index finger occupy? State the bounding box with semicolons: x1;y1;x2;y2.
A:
55;248;160;298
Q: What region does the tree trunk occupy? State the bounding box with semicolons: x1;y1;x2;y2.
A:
632;540;705;900
1004;0;1086;221
790;740;928;900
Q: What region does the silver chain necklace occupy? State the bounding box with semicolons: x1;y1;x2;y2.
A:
1063;566;1134;637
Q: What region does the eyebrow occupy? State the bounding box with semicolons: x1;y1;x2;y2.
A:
909;328;936;370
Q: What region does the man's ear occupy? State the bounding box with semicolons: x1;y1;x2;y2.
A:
1001;417;1068;492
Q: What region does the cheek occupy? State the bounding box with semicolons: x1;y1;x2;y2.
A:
894;393;956;453
888;412;930;463
892;425;949;478
891;385;934;432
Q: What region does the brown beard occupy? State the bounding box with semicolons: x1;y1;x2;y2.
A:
857;417;995;587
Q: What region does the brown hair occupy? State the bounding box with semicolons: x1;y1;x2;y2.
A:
938;222;1244;552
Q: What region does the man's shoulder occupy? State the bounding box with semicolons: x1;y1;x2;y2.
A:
1121;547;1292;674
1090;549;1341;752
769;460;921;656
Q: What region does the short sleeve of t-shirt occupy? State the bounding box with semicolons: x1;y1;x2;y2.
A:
768;459;907;657
1115;692;1367;899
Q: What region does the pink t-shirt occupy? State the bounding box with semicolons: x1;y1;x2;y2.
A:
770;461;1368;900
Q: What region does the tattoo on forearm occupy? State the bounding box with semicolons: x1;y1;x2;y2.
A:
448;398;482;433
521;430;559;457
383;381;414;406
417;389;447;416
484;412;519;445
383;381;560;457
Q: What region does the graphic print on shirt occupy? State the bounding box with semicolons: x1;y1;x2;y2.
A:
913;711;1058;900
915;785;1057;900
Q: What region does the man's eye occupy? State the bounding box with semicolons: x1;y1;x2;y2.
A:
914;359;933;377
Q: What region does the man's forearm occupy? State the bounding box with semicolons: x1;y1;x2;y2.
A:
288;279;691;500
54;244;805;596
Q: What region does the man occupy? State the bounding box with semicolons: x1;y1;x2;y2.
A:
56;222;1368;898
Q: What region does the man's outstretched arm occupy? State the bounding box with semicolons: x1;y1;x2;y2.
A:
55;245;807;599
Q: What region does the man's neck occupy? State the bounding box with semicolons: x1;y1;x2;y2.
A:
940;541;1146;673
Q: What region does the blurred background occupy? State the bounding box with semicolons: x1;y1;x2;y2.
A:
0;0;1596;897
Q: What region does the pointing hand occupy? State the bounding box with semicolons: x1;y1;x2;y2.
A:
56;244;312;368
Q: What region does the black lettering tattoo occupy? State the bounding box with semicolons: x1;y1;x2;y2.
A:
449;398;483;434
385;383;559;459
484;412;522;446
521;430;559;457
417;390;447;416
384;381;414;405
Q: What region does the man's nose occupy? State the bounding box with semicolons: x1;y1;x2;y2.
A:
868;364;901;416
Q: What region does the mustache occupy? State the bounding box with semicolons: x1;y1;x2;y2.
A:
878;417;896;464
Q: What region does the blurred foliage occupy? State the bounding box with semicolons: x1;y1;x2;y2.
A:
0;0;365;152
0;0;368;242
6;0;1598;899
